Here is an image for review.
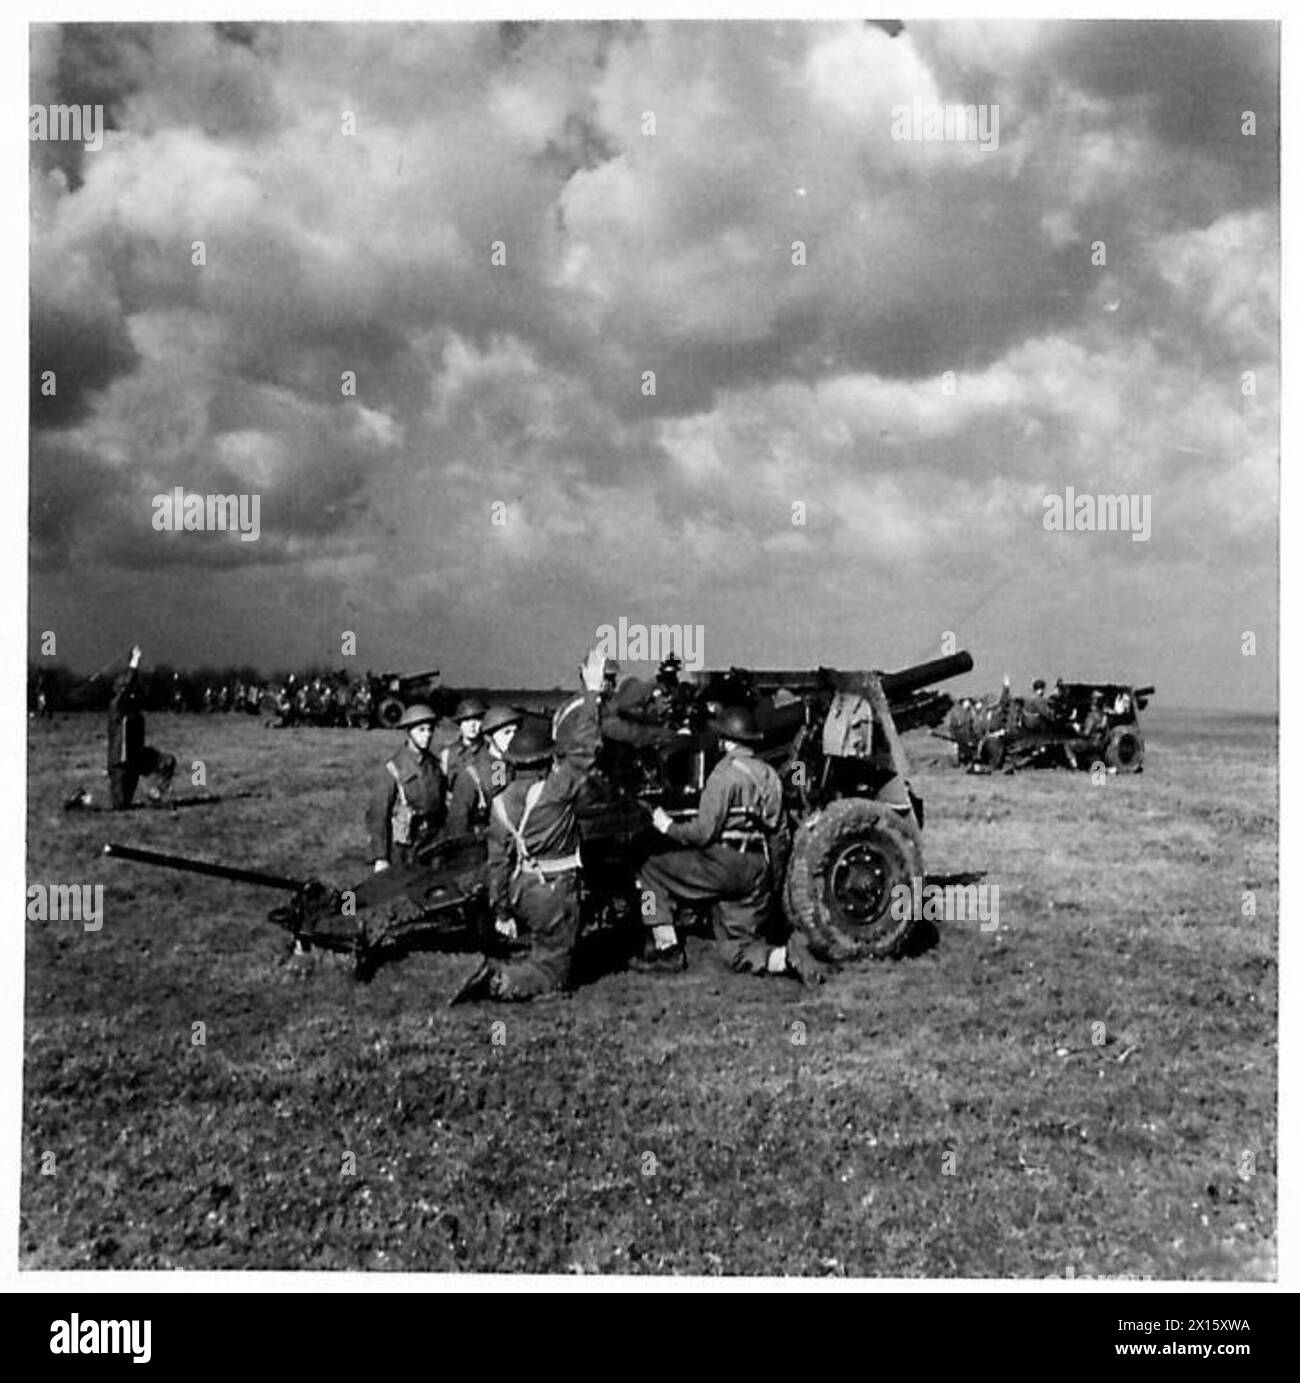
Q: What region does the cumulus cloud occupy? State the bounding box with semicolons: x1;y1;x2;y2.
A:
29;19;1278;705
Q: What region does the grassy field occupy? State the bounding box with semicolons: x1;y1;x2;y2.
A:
22;706;1277;1276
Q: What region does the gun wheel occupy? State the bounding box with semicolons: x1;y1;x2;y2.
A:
377;697;405;728
784;799;923;962
1105;725;1144;773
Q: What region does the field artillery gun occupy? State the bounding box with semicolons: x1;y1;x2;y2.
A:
590;650;975;962
104;649;976;978
367;667;443;729
942;679;1154;774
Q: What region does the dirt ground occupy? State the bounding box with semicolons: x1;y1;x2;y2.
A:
22;707;1277;1276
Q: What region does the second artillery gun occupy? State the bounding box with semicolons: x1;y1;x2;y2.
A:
105;649;974;977
943;679;1154;773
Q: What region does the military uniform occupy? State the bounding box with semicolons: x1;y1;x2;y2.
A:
366;739;447;867
107;667;175;810
485;693;601;999
552;693;602;772
441;738;495;835
1082;707;1109;741
638;744;786;972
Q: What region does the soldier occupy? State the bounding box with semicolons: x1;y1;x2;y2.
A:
366;704;447;872
106;644;176;810
483;703;522;758
1022;678;1053;731
440;696;492;836
632;707;822;983
1082;690;1109;742
451;649;607;1004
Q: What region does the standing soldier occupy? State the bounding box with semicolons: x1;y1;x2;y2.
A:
440;697;492;836
451;650;607;1004
633;706;822;984
366;704;447;872
480;703;522;798
107;644;176;810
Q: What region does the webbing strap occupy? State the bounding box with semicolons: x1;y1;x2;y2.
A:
493;778;548;877
385;758;408;810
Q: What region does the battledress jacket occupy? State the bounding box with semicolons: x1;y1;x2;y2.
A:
487;691;601;913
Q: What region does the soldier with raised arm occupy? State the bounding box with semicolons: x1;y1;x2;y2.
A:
107;644;176;810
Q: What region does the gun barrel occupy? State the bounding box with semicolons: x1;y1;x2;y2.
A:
103;843;307;893
878;651;975;701
398;667;440;686
1133;685;1155;700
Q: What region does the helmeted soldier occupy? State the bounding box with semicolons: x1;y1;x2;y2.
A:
366;704;447;872
451;650;607;1004
440;696;493;835
1022;677;1053;731
105;644;176;810
1081;690;1109;741
633;707;822;983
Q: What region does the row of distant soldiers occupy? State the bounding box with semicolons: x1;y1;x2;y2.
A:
31;666;376;724
367;650;823;1006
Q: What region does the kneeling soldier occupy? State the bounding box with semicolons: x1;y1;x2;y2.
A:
634;706;822;983
366;704;447;872
451;651;606;1004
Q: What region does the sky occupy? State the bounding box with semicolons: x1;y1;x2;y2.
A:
27;18;1279;707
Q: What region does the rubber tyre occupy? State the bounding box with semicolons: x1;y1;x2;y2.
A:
1105;725;1144;773
377;696;405;728
784;798;923;962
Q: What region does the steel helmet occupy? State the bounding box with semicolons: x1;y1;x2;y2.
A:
397;703;438;729
502;717;556;765
482;703;523;735
711;706;763;744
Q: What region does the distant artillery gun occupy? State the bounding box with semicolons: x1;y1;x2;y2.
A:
105;650;977;977
367;668;443;728
941;680;1154;773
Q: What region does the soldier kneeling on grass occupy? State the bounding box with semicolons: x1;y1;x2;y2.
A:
451;649;607;1005
632;706;824;985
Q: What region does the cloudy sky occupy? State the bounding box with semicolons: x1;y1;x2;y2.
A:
28;18;1278;707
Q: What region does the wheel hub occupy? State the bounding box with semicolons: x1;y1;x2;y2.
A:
828;842;893;923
